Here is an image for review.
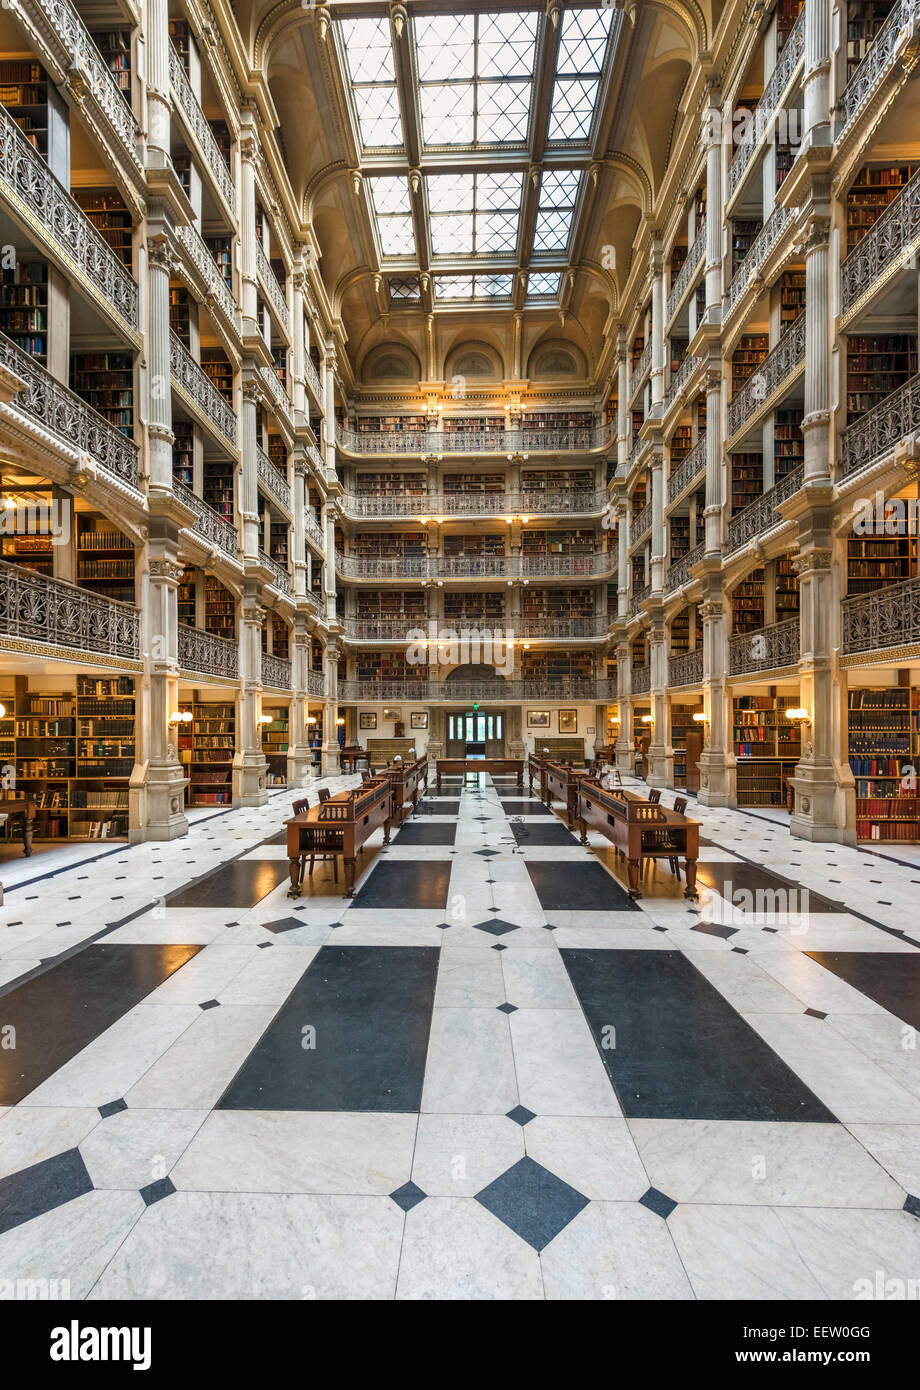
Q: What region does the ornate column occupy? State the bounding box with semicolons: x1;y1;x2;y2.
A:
649;449;665;595
646;611;673;788
426;705;445;760
803;0;832;152
233;582;269;805
238;114;260;338
322;638;341;775
614;637;633;775
130;550;189;842
290;260;307;423
704;85;723;320
323;497;338;625
788;543;842;839
287;611;314;788
290;450;308;600
507;704;525;759
616;491;629;621
697;591;734;806
145;235;176;495
240;376;261;561
650;233;666;414
323;340;337;477
145;0;171;173
802;212;833;484
616;331;630;473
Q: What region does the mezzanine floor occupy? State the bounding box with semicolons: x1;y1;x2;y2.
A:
0;773;919;1300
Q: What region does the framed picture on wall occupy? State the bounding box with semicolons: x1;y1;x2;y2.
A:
410;712;428;729
359;712;377;730
527;710;550;729
559;709;578;734
383;707;401;722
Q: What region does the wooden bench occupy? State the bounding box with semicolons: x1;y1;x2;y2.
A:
285;779;394;896
577;780;699;900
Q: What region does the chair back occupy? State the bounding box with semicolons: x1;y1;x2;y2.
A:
318;787;331;803
292;798;309;816
648;788;662;804
673;796;688;815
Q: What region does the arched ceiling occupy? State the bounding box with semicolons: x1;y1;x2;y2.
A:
239;1;714;391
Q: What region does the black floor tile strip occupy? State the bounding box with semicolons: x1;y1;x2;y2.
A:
805;952;920;1029
351;861;451;909
527;860;640;911
166;857;291;908
394;822;457;846
0;943;201;1104
218;945;440;1112
0;1148;94;1235
561;947;836;1122
511;823;580;846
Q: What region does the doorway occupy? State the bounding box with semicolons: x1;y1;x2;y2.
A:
446;710;505;759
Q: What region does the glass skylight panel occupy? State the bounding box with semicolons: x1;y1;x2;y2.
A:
477;274;514;298
435;275;514;300
527;272;561;298
389;277;421;301
426;172;523;257
413;11;537;147
548;8;613;142
370;177;416;257
436;276;476;300
339;16;403;149
533;170;580;252
475;210;518;254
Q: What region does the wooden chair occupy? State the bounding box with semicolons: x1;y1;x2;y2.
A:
318;787;331;804
292;798;309;816
648;788;662;804
673;796;688;815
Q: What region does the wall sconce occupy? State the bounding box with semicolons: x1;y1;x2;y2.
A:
0;702;6;719
306;716;317;725
692;712;708;723
257;713;272;725
336;717;346;726
169;710;193;724
640;714;653;724
785;707;811;724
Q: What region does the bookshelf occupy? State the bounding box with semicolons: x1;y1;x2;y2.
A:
445;591;506;620
203;459;234;522
522;469;593;493
76;516;135;603
74;189;132;269
774;408;803;480
0;260;47;362
671;703;702;787
356;471;426;497
1;528;53;576
177;565;197;626
271;615;290;659
775;556;800;623
0;59;48;156
779;270;806;326
200;351;233;402
354;652;425;683
669;516;692;566
733;693;802;806
849;686;919;841
168;17;191;72
442;416;506;435
190;701;234;806
307;709;324;768
732;220;763;277
357;415;426;433
522;587;593;620
356;591;426;621
670;425;692;463
846;162;918;253
847;530;916;595
732;568;765;633
169;282;191;346
731;453;763;515
173;421;194;488
262;706;289;787
521;651;595;681
205;574;235;640
205;236;232;294
91;30;131;100
351;532;428;558
523;529;594;555
732;335;769;395
443;473;504;495
70;352;134;437
846;334;917;423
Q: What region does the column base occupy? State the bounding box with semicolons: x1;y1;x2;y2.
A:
789;766;848;843
696;754;735;807
321;743;341;776
646;746;673;789
233;755;269;807
128;763;189;843
614;740;631;775
286;751;315;789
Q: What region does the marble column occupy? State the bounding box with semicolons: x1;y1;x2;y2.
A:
287;612;314;788
233;583;269;805
290;451;308;600
240;377;261;562
322;639;341;774
650;234;665;416
697;588;734;806
129;549;189;842
615;637;633;774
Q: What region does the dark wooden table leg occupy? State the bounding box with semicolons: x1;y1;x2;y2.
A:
23;812;34;857
579;817;588;847
684;856;698;899
344;857;356;895
627;857;642;898
383;813;392;845
287;857;302;897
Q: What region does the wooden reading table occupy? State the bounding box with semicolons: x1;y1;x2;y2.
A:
285;780;394;897
577;780;699;899
435;758;524;792
0;795;36;856
339;746;369;774
379;756;427;823
542;760;590;827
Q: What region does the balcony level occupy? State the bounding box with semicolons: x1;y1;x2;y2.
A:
0;558;140;662
335;420;614;458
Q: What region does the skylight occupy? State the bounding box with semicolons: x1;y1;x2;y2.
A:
436;274;514;301
389;276;422;301
339;16;403;149
527;272;561;299
426;172;523;256
533;170;580;252
548;8;613;142
369;177;416;257
414;11;538;147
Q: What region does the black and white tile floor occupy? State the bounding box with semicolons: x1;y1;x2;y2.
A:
1;773;920;1299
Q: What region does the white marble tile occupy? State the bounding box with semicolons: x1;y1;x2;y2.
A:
846;1123;920;1195
500;950;580;1009
541;1202;693;1300
434;948;506;1008
0;1189;144;1299
396;1197;543;1300
667;1204;827;1300
422;1008;518;1115
0;1105;100;1179
524;1116;649;1200
774;1206;920;1300
80;1108;207;1189
509;1009;620;1117
411;1114;525;1195
124;1004;277;1110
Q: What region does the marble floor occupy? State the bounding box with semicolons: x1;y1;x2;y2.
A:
1;771;919;1301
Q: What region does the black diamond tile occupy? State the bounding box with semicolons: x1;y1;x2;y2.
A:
261;916;306;934
475;849;499;857
475;1157;589;1252
804;1007;827;1019
390;1181;427;1212
904;1194;920;1219
732;946;749;954
506;1105;536;1127
258;941;273;949
692;921;739;940
0;1148;93;1235
199;999;221;1010
497;1002;518;1014
492;943;507;952
639;1187;678;1220
472;918;520;937
98;1098;128;1119
140;1177;175;1206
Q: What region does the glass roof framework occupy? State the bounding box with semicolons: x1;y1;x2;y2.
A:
337;8;616;298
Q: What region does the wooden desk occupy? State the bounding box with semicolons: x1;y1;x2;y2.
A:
380;756;427;823
0;796;36;856
577;780;699;899
527;753;549;796
339;746;369;774
285;780;393;896
542;760;589;828
435;758;524;792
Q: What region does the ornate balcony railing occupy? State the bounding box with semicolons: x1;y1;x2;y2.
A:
666;541;705;592
334;551;615;581
631;664;651;694
725;203;797;321
0;331;139;486
841;167;920;318
666;353;701;409
0;559;139;659
837;0;915;132
668;435;706;504
337;678;616;703
628;433;646;471
304;353;323;404
174;481;238;561
669;647;703;687
168;45;234;212
306;442;325;474
260;550;291;595
335;423;613;456
0;105;138;334
341;488;608;519
727;5;805;202
259;365;294;429
12;0;141;168
178;623;239;680
262;652;292;689
629;341;653;401
516;614;610;639
256;447;291;511
342;614;609;642
176;223;239;333
842;575;920;654
630;502;652;548
256;242;290;335
170;333;237;450
307;667;325;697
666;227;706;323
726;314;806;441
730;617;800;675
629;584;650;616
305;510;325;551
725;464;802;554
840;373;920;479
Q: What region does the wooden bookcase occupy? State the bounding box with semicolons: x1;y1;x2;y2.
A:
779;270;805;325
169;282;191;346
774;408;804;479
733;692;802;806
70;351;134;436
172;421;194;488
177;565;197;626
74;189;132;268
847;531;916;595
732;220;762;277
846;334;918;423
0;259;48;362
732;335;769;395
732;568;765;633
0;59;48;155
189;701;234;806
205;236;232;293
262;706;289;787
201;351;233;402
846;163;918;253
849;686;919;841
775;556;800;623
203;459;234;522
91;30;131;100
731;453;763;514
76;516;135;603
355;471;426;496
204;574;235;640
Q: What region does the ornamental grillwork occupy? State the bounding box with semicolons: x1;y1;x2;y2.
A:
841;167;920;317
631;663;651;694
260;549;291;595
256;242;290;335
170;333;237;449
169;46;235;212
307;667;325;697
840;373;920;477
667;435;706;504
729;617;800;675
725;464;803;553
668;647;703;687
335;424;613;456
304;353;322;403
665;353;702;409
334;552;614;580
178;623;239;680
262;652;292;689
174;480;239;560
838;0;913;130
176;223;239;332
726;314;805;441
842;575;920;653
666;227;705;323
259;364;294;428
0;560;139;658
630;584;650;617
629;341;653;401
667;542;705;592
725;203;797;320
630;502;652;548
305;510;325;551
341;488;608;519
0;331;139;485
256;447;291;511
727;5;805;202
0;105;137;332
336;678;616;703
